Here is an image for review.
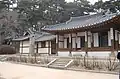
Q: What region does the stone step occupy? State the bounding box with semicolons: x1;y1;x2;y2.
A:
53;61;69;64
48;59;72;69
51;63;66;66
49;65;65;69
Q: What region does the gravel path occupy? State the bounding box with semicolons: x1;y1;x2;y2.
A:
0;62;118;79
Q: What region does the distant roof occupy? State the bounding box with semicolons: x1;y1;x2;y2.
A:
12;31;55;42
36;34;55;42
42;13;120;32
12;36;29;41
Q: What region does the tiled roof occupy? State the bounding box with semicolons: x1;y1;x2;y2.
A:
35;34;55;42
42;13;120;31
12;36;29;41
12;32;55;41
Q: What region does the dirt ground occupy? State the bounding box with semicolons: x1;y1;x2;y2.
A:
0;62;118;79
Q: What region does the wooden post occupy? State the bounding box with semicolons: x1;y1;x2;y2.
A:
85;31;88;56
75;33;77;50
115;30;119;52
110;28;115;57
29;35;35;62
69;34;72;56
48;41;51;55
56;35;59;56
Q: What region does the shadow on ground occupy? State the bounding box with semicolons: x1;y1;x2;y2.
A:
0;74;6;79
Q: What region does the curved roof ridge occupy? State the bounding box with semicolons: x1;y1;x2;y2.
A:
66;13;103;24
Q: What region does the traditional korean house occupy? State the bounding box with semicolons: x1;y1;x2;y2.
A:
42;13;120;57
12;32;56;55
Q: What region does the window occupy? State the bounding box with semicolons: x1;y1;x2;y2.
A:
80;36;85;47
41;41;46;48
99;32;108;47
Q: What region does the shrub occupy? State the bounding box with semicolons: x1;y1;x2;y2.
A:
0;45;16;54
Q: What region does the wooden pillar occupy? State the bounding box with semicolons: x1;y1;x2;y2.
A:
85;31;88;56
21;41;23;54
48;41;51;55
29;35;35;57
110;28;115;56
69;34;72;56
75;33;77;50
36;42;38;54
56;35;59;56
115;30;119;52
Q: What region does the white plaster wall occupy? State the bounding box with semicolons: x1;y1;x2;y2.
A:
59;42;63;48
77;32;85;36
20;41;22;47
72;38;76;48
72;51;85;56
72;33;76;37
58;51;69;57
59;36;64;41
23;41;29;46
38;42;41;47
38;48;48;53
108;31;111;46
22;48;29;53
93;33;99;47
77;37;81;48
46;41;49;47
88;51;111;58
88;36;91;48
49;41;51;47
19;48;22;53
64;39;67;48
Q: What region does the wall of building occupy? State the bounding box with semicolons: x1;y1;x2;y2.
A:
19;40;29;54
37;41;51;54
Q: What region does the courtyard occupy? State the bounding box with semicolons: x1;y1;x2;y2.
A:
0;62;118;79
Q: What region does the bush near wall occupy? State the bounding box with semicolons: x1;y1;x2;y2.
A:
0;45;16;54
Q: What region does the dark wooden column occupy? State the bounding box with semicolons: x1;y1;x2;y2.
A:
36;42;38;54
21;41;23;54
85;31;88;56
115;30;119;52
48;41;51;55
110;28;115;56
56;35;59;56
69;34;72;56
75;33;77;50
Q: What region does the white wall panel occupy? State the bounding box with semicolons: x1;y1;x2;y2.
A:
93;33;99;47
77;32;85;36
58;51;69;57
22;48;29;53
38;48;48;53
46;41;49;47
38;42;41;47
59;36;64;41
88;51;111;58
59;42;63;48
88;36;91;48
64;39;67;48
23;41;29;46
72;38;76;48
77;37;81;48
108;31;111;46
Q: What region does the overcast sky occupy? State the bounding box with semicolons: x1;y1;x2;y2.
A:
65;0;109;4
